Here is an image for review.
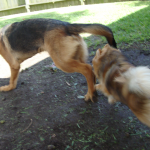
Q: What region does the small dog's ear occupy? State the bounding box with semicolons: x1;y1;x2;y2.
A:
104;44;110;48
98;48;102;54
114;76;126;83
95;48;102;57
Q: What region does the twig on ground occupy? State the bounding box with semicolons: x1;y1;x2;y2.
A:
21;119;33;133
66;81;71;86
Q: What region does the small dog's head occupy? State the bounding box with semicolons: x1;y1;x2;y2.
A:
92;44;120;77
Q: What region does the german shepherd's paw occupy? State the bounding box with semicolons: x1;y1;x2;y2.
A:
0;85;15;91
84;91;98;102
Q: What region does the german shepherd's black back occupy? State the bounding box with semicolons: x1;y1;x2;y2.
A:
3;18;117;53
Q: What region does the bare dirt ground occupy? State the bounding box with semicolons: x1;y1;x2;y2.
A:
0;40;150;150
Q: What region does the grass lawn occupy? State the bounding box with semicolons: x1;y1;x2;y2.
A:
0;1;149;49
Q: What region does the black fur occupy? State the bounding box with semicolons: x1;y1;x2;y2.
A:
4;18;117;53
5;19;69;53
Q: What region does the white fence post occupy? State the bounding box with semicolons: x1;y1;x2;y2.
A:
25;0;30;12
80;0;85;5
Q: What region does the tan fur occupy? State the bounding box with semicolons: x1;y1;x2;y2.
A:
0;28;96;101
92;44;150;127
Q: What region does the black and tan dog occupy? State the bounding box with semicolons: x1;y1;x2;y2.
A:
0;18;117;102
92;44;150;126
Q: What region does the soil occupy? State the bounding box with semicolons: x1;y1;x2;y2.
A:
0;40;150;150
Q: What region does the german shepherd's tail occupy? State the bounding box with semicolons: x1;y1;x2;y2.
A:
68;23;117;48
123;66;150;127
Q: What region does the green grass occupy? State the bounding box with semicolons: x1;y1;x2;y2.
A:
0;1;150;47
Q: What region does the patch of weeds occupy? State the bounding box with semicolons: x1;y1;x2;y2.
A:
84;38;93;47
32;142;40;147
37;71;43;74
68;108;75;113
76;123;80;129
93;40;101;49
115;102;121;108
128;116;134;123
20;111;30;115
63;114;68;117
76;126;109;146
39;135;45;142
10;117;16;121
89;51;95;56
79;108;87;114
30;87;34;91
122;120;126;124
12;144;22;150
83;145;89;150
38;127;47;133
34;116;40;119
24;143;30;146
65;145;71;150
36;91;45;96
26;130;32;133
23;106;33;110
0;120;5;124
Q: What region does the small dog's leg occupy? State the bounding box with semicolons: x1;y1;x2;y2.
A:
95;83;116;104
95;84;103;90
0;67;20;91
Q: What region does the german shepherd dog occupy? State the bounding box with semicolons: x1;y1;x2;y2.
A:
0;18;117;102
92;44;150;127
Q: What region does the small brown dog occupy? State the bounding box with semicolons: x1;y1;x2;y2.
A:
0;18;117;102
92;44;150;127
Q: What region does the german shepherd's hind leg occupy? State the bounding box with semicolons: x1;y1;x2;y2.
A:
46;33;97;102
83;67;97;102
77;63;97;102
0;66;20;91
56;59;97;102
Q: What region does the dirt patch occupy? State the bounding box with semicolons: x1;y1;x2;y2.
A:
0;41;150;150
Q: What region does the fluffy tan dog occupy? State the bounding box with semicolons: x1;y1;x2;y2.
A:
92;44;150;127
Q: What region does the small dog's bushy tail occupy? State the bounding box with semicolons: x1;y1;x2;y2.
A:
119;66;150;127
124;66;150;98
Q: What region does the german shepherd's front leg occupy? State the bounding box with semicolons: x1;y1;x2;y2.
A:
0;66;20;91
